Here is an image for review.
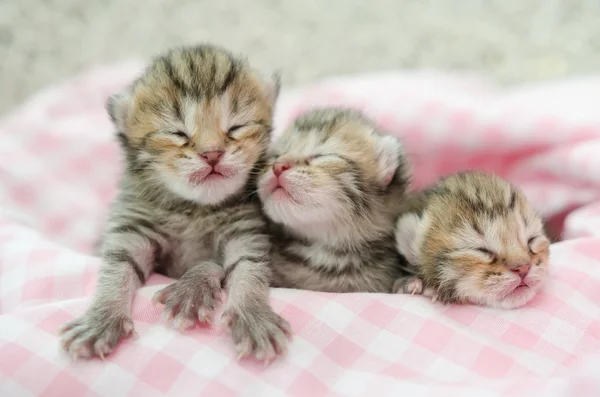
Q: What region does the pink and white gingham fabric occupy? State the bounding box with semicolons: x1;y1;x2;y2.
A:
2;64;600;397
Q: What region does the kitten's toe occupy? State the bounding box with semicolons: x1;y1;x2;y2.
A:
393;276;424;295
225;305;292;364
59;311;134;360
197;305;215;323
172;313;196;331
406;278;424;295
154;266;224;330
152;285;173;306
234;337;254;360
422;287;437;299
254;337;276;365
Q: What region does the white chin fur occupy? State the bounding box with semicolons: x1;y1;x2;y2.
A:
161;165;248;205
258;172;352;239
460;275;545;310
262;195;348;237
483;284;541;309
176;173;247;205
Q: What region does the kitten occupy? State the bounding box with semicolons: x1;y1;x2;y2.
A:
257;108;411;292
59;44;290;361
394;171;551;309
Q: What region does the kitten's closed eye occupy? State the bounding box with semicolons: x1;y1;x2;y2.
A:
170;131;189;144
310;153;351;164
227;125;245;134
300;153;352;167
475;247;498;262
316;153;342;160
172;131;187;138
302;155;320;165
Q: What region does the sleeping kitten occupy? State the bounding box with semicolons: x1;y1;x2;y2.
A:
394;171;550;309
59;44;290;361
257;108;412;292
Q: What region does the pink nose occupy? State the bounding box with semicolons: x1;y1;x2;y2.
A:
512;264;531;279
200;150;224;166
273;162;292;177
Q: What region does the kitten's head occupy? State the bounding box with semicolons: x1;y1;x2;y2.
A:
421;172;550;309
257;108;410;246
108;44;279;205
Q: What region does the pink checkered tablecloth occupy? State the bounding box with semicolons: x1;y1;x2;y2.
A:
2;64;600;396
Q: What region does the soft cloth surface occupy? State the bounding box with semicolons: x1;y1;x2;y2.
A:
1;65;600;397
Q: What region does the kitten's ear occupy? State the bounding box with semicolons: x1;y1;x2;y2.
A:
374;134;404;187
259;71;281;106
106;88;133;132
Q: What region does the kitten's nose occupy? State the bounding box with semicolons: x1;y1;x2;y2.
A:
200;150;224;166
512;263;531;279
273;162;292;177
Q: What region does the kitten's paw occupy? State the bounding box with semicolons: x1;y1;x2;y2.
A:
223;305;292;365
425;288;444;304
153;264;225;330
58;311;134;360
393;276;424;295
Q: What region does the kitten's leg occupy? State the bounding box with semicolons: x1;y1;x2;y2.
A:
58;224;161;359
152;261;225;329
220;230;291;364
151;215;290;363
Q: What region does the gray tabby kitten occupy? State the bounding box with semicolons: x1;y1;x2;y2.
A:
257;108;412;292
59;44;290;362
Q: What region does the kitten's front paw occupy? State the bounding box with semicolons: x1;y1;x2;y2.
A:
223;305;292;365
58;310;134;360
153;264;225;330
393;276;424;295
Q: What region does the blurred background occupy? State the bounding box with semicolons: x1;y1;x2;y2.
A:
2;0;600;115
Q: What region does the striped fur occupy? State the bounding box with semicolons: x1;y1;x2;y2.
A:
394;171;551;309
257;108;412;293
59;44;290;362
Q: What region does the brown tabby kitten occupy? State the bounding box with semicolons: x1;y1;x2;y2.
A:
257;108;412;292
394;171;551;309
59;44;290;362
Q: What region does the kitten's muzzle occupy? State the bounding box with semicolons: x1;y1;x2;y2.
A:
262;165;295;200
